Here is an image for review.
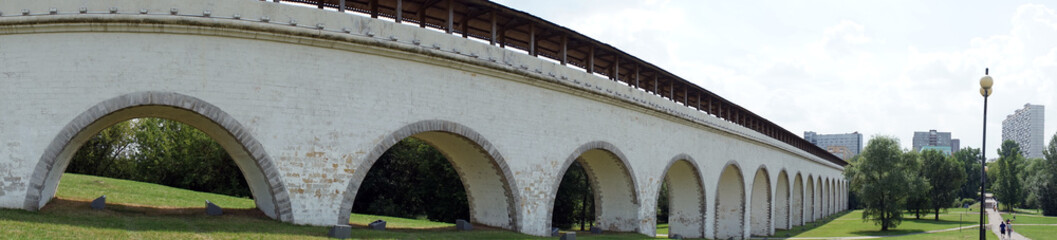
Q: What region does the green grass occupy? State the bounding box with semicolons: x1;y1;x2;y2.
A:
1011;225;1055;240
656;223;668;235
1;173;663;239
57;173;256;209
774;209;985;238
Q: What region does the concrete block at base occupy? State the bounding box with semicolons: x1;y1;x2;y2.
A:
205;200;223;216
668;233;683;239
560;232;576;240
368;220;386;230
456;219;472;231
90;195;106;210
590;226;602;234
551;227;559;237
328;225;351;239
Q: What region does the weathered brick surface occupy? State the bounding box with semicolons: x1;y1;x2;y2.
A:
0;0;848;238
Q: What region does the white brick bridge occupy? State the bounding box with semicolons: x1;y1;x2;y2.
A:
0;0;848;238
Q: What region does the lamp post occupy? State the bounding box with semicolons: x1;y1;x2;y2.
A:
978;68;993;240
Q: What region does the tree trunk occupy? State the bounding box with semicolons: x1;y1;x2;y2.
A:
935;207;940;221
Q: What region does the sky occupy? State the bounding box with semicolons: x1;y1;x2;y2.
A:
493;0;1057;156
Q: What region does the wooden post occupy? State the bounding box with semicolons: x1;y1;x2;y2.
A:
446;0;454;33
338;0;345;12
318;0;324;9
370;0;378;18
634;65;640;89
395;0;402;23
560;34;568;65
588;46;595;73
653;75;658;94
529;23;536;56
490;11;497;45
613;57;620;81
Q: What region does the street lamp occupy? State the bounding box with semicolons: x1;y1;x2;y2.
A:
979;68;992;240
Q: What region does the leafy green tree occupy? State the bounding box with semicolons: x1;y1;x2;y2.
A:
953;148;983;200
552;161;594;230
352;138;469;222
1028;134;1057;216
848;136;918;231
656;181;669;224
902;151;931;219
921;149;967;220
993;140;1025;211
68;121;135;178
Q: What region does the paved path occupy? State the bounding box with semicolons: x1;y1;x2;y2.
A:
988;198;1030;240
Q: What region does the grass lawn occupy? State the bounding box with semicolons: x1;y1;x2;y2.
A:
1000;208;1057;225
656;223;668;235
1;173;663;239
774;209;985;238
1011;225;1055;240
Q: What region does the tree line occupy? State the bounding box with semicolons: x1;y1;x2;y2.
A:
846;133;1057;231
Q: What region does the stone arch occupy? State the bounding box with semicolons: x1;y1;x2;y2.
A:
338;120;521;230
749;165;772;237
657;154;706;238
827;178;834;216
714;161;746;240
774;169;790;230
791;172;804;226
815;177;823;220
822;178;829;217
806;174;815;222
23;91;293;221
549;141;640;232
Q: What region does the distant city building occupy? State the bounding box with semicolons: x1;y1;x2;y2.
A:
912;129;959;155
1002;103;1045;159
920;145;953;155
804;131;863;160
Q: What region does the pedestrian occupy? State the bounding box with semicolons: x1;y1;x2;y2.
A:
1000;220;1007;239
1007;219;1013;238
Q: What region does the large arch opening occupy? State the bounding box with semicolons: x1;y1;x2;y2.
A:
656;156;705;238
792;173;804;226
749;166;772;237
806;175;815;222
815;177;822;220
24;92;291;221
339;120;520;230
714;162;745;240
550;142;640;233
774;170;790;230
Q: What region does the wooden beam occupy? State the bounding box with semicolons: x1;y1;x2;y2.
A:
446;0;453;33
370;0;378;18
317;0;324;9
338;0;345;12
669;78;674;99
529;22;536;56
461;9;470;38
395;0;402;23
560;34;567;65
683;85;688;106
490;11;497;45
613;57;620;81
587;45;595;73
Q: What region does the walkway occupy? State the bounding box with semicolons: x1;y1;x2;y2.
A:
988;198;1029;240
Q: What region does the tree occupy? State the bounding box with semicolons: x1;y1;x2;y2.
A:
953;148;982;200
993;140;1025;211
921;149;967;220
552;161;594;230
903;151;932;219
1028;134;1057;216
848;136;918;231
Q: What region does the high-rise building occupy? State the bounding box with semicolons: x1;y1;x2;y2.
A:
1002;103;1045;159
912;130;960;155
804;131;863;160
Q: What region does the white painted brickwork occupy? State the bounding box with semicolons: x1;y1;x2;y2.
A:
0;0;847;238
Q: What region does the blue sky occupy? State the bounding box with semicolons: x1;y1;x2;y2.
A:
495;0;1057;155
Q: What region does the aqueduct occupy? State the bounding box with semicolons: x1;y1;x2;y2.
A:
0;0;849;238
